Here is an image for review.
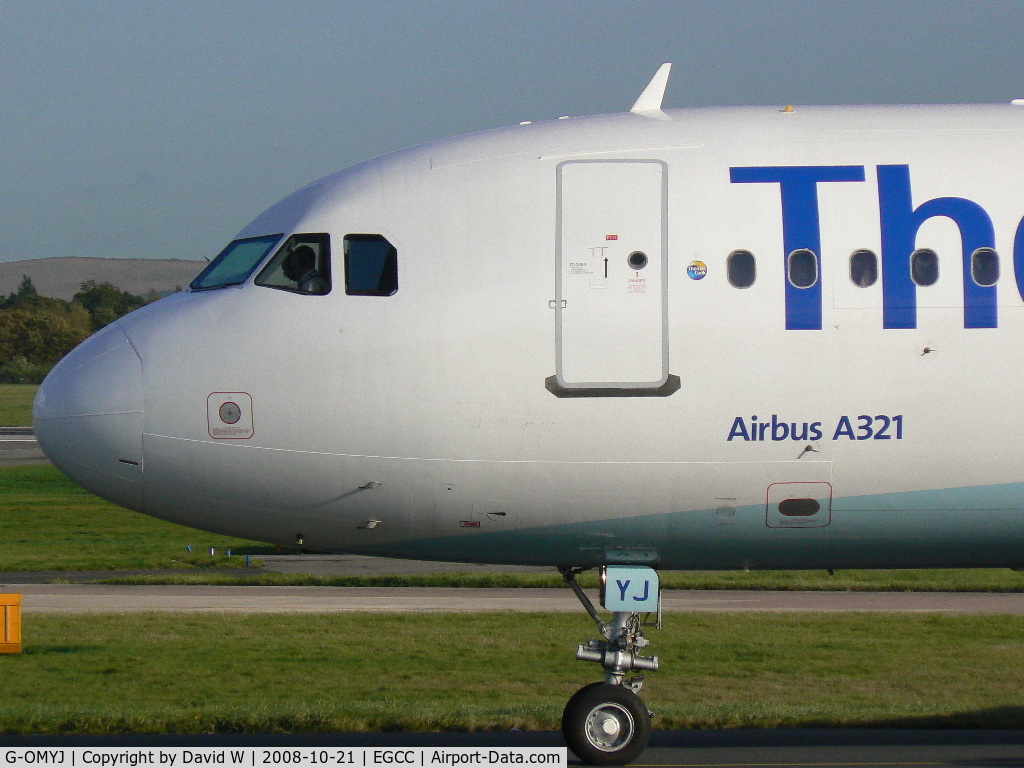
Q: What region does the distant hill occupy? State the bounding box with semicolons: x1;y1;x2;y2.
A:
0;257;205;301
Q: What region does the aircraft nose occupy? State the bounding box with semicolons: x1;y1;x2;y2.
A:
33;322;144;511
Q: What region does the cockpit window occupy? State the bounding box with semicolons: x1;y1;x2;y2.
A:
345;234;398;296
190;234;282;290
255;234;331;295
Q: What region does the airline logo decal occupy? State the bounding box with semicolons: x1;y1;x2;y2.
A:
687;260;707;279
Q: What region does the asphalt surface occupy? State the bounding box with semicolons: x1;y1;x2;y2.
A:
5;583;1024;613
0;426;46;467
258;553;552;575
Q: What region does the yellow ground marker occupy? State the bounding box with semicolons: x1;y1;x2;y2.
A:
0;594;21;653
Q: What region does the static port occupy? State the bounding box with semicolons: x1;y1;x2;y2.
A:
219;402;241;424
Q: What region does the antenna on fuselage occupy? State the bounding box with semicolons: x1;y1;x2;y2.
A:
630;63;672;120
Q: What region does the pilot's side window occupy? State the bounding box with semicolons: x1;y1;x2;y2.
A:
345;234;398;296
911;248;939;286
727;250;756;288
972;248;999;287
255;234;331;295
850;249;878;287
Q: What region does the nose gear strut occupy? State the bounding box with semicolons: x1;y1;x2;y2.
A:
558;566;661;765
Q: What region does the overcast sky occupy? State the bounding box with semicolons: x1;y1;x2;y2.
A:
2;0;1023;263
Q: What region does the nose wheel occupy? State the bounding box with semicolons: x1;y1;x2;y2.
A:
562;682;651;765
559;566;660;765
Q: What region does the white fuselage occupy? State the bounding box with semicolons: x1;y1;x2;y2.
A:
34;104;1024;569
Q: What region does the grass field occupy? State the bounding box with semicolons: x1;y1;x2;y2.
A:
0;384;36;426
97;568;1024;591
3;612;1024;733
0;465;260;570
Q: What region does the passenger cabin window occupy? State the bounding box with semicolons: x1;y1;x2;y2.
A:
788;249;818;288
911;248;939;286
727;250;756;288
972;248;999;287
850;249;878;287
255;234;331;295
345;234;398;296
190;234;282;290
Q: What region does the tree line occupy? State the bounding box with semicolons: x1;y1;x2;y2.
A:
0;276;168;384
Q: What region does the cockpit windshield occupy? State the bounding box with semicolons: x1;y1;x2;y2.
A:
190;234;283;290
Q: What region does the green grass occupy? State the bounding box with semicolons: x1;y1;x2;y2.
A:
0;465;261;570
660;568;1024;592
0;384;36;426
96;568;1024;591
3;612;1024;733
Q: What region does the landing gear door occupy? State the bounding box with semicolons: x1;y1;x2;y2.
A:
556;160;668;390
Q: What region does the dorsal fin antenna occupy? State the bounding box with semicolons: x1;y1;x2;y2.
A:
630;63;672;120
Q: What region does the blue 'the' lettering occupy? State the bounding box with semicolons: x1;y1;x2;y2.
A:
730;166;866;330
877;165;996;329
1013;215;1024;304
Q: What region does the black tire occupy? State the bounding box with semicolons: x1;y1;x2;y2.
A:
561;683;651;765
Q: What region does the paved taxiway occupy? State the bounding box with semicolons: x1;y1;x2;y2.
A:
0;427;46;467
7;584;1024;613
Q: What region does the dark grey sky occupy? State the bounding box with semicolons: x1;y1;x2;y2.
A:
2;0;1022;263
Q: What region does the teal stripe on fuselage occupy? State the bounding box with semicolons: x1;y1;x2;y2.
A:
348;481;1024;570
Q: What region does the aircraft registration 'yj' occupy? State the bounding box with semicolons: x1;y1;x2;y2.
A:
32;62;1024;761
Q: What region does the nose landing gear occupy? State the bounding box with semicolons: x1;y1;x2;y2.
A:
559;566;661;765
